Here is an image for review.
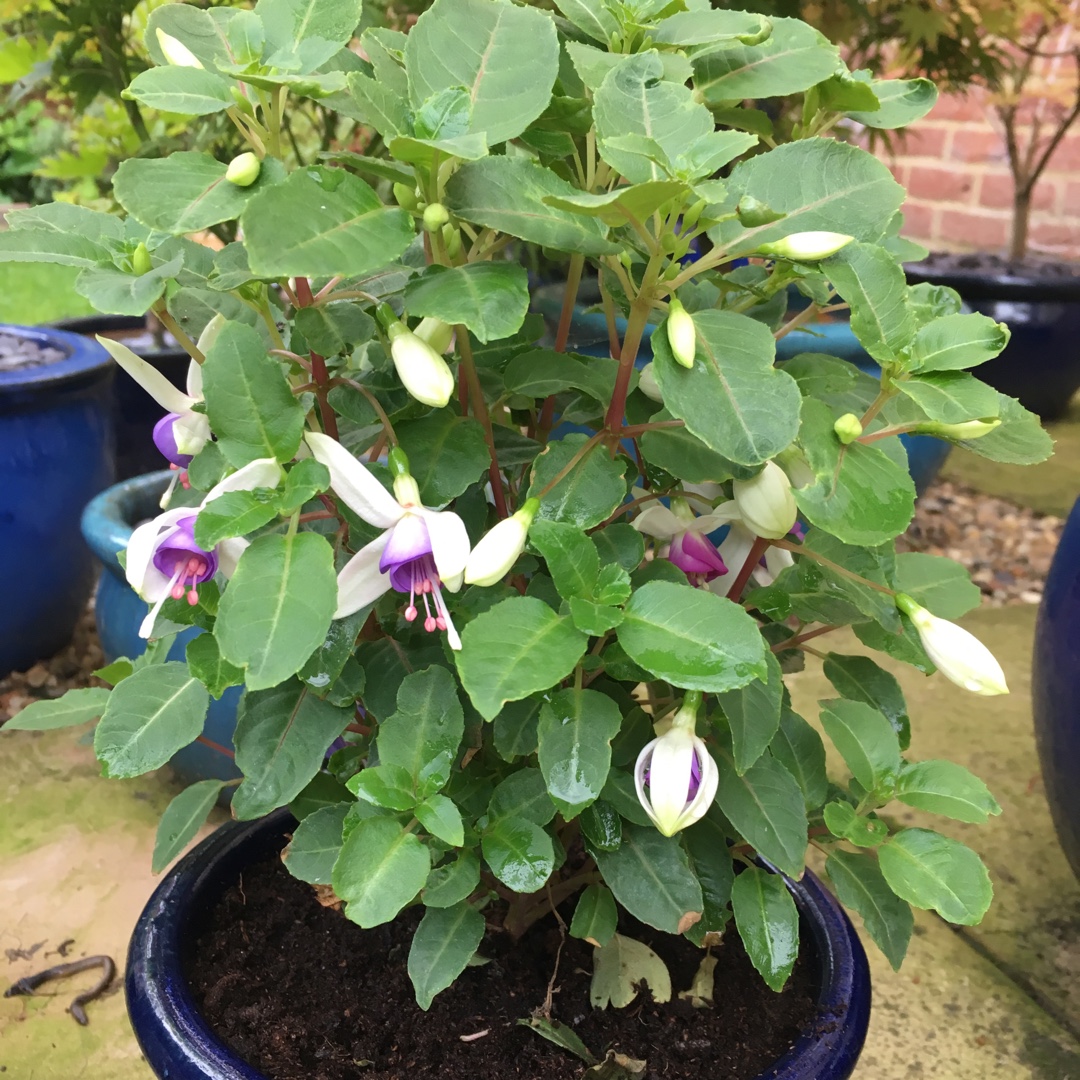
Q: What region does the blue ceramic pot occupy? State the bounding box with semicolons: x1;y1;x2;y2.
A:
1032;496;1080;878
0;324;114;675
80;471;241;787
126;809;871;1080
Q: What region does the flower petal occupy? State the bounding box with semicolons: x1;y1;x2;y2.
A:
172;411;211;457
185;357;204;400
646;728;697;836
125;508;191;597
216;537;249;579
336;532;393;617
97;335;197;414
632;502;684;540
420;508;471;586
202;457;284;506
305;432;404;529
380;512;432;574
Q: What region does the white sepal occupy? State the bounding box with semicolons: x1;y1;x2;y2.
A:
305;431;404;529
732;461;797;540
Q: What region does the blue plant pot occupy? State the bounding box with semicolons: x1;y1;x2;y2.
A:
126;809;871;1080
1032;496;1080;879
80;471;241;787
0;324;114;676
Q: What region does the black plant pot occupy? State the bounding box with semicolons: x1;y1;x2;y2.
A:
50;314;190;480
905;259;1080;421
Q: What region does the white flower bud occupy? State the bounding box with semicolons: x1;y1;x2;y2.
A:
156;29;203;69
387;323;455;408
916;418;1001;440
754;231;854;261
638;362;663;403
897;594;1009;696
665;297;697;369
414;316;454;355
833;412;863;444
464;499;539;587
423;203;450;232
731;461;797;540
225;152;261;187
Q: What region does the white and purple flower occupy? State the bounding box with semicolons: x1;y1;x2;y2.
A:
632;497;729;584
304;432;470;649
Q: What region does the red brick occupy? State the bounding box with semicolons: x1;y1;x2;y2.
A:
1029;219;1080;250
1040;131;1080;172
938;209;1009;249
895;124;950;159
951;127;1005;164
979;172;1058;213
888;161;911;187
906;164;975;203
900;200;936;242
1063;180;1080;214
930;94;986;123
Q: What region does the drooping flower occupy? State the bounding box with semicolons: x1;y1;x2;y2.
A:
896;594;1009;696
377;304;455;408
464;498;540;587
126;458;283;638
635;692;718;837
665;297;697;369
632;497;729;584
754;231;854;261
304;433;470;649
731;461;797;540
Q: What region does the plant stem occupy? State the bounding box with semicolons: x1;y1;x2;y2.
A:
332;378;398;445
537;431;604;498
726;536;769;602
771;624;839;652
771;537;897;594
774;302;822;342
604;256;661;431
295;277;339;440
151;304;203;364
457;328;508;518
538;252;585;438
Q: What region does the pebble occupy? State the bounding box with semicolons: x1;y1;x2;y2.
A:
0;332;65;372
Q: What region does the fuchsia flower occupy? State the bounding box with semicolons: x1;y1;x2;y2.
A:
304;433;470;649
632;497;729;584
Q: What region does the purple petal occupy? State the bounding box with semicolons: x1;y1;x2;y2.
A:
379;513;432;577
151;515;217;581
668;531;728;579
153;413;194;467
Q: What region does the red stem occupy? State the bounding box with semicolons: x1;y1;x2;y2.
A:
726;536;770;603
196;735;235;760
294;277;339;440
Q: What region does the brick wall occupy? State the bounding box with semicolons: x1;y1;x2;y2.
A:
883;89;1080;261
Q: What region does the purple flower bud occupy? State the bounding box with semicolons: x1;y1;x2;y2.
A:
153;412;194;467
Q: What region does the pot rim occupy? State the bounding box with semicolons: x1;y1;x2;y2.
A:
0;323;114;392
904;262;1080;303
49;313;190;361
126;809;870;1080
80;470;173;573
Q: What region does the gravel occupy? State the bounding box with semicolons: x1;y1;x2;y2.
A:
0;331;66;372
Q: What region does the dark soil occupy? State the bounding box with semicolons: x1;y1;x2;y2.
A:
0;331;65;372
187;852;822;1080
909;250;1080;281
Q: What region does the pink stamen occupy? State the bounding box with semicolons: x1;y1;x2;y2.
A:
187;589;199;606
404;605;418;622
424;615;437;632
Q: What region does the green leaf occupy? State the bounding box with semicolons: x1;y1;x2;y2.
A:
404;263;529;344
591;933;672;1008
492;697;542;761
878;828;992;925
123;67;234;115
74;255;183;317
355;639;448;720
377;665;464;789
826;850;913;970
482;815;555;892
592;824;703;935
445;157;618;256
569;599;624;636
592;524;645;574
893;552;982;618
651;309;801;467
823;653;910;750
553;0;617;42
895;760;1001;824
517;1018;597;1065
280;458;331;515
94;663;208;778
185;634;245;699
299;607;368;695
293;302;375;356
256;0;362;50
424;851;481;908
537;687;622;819
768;704;828;810
216;532;338;691
334;817;431;927
822;800;889;847
692;17;840;104
231;682;351;818
910;313;1010;372
654;9;770;46
570;884;618;947
682;810;735;941
718;649;784;774
581;800;623;852
618;580;767;693
954;393;1052;465
530;519;599;601
487;767;557;827
416;794;465;846
731;867;799;992
405;0;559;145
848;78;938;129
202;321;305;467
349;764;417;811
152;779;226;874
527;433;627;530
396;413;489;505
145;3;234;67
457;596;587;721
0;227;112;269
824;242;915;363
2;687;110;731
639;416;739;484
896;371;1001;425
795;398;915;545
713;749;807;877
282;802;350;884
503;350;619;403
544;181;691;227
114;152;272;234
194;490;281;549
818;698;901;795
242;166;414;278
408;901;486;1010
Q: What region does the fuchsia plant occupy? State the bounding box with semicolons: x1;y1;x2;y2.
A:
0;0;1050;1048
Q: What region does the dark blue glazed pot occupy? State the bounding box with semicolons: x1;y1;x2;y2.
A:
126;809;871;1080
0;324;114;675
80;471;241;787
1032;496;1080;879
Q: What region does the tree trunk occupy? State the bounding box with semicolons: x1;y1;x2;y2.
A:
1009;188;1031;263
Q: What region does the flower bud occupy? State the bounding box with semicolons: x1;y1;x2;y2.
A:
634;692;718;837
666;297;696;369
156;29;203;68
131;242;152;276
393;182;419;210
414;317;454;355
423;202;450;232
732;460;797;539
896;594;1009;696
754;231;854;261
834;412;863;445
737;195;786;228
638;362;663;403
226;152;261;187
913;418;1002;440
387;322;455;408
229;86;255;115
442;222;462;258
464;498;540;587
